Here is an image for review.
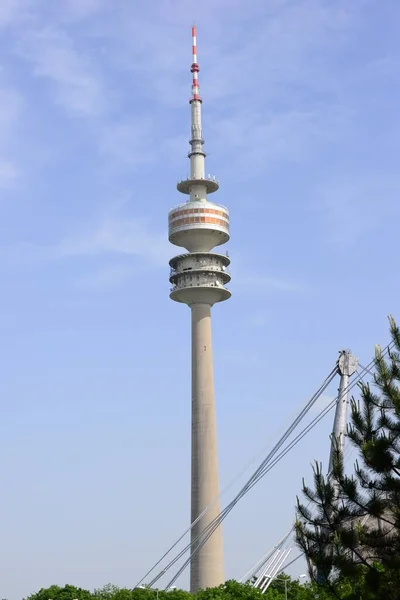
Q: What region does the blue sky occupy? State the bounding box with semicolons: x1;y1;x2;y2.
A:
1;0;399;598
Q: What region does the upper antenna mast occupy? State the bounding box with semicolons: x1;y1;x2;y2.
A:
191;25;201;102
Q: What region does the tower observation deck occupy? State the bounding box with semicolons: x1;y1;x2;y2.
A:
168;26;230;593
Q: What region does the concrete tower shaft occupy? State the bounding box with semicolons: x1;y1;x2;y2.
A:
168;26;229;593
190;303;224;590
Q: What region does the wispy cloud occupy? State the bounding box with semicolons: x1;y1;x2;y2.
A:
0;161;20;189
62;0;104;21
0;84;23;127
57;215;169;266
18;0;352;175
0;0;27;27
0;211;169;274
16;26;108;118
5;0;366;176
12;19;169;169
200;2;354;105
234;266;307;293
314;173;400;248
211;107;346;174
0;0;396;280
98;117;157;166
74;263;135;290
360;54;400;82
2;211;306;292
0;81;24;188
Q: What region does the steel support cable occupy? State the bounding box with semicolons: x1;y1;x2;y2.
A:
240;530;293;583
250;353;394;528
166;369;357;587
253;364;373;486
164;345;394;589
143;346;393;589
169;369;373;589
272;348;395;578
138;366;339;589
246;438;355;583
358;363;375;377
246;438;360;583
135;367;339;589
244;371;384;586
263;347;395;485
277;553;302;574
154;367;339;589
135;376;334;589
246;353;394;587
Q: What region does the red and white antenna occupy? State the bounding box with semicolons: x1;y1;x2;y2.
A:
190;25;201;102
187;25;206;181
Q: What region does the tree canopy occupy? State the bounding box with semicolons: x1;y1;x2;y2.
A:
23;578;331;600
24;585;92;600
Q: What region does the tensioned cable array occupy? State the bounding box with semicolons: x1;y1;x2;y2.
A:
165;351;390;588
134;399;307;590
154;360;374;588
138;342;393;589
138;366;337;588
245;345;394;585
242;434;359;585
163;374;352;588
161;367;339;587
135;366;337;589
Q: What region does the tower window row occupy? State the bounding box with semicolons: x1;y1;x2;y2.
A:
169;208;228;219
170;216;228;227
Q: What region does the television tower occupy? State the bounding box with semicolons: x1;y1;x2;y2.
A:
168;26;230;593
